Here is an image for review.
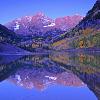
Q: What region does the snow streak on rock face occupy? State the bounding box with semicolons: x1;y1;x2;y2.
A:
14;22;20;31
5;12;83;36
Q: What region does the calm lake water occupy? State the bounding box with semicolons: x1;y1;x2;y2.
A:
0;51;99;100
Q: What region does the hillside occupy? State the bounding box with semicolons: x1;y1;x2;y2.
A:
52;0;100;50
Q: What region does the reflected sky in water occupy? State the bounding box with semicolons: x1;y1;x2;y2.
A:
0;81;96;100
0;51;99;100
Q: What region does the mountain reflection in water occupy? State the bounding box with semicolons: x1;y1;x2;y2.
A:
0;51;99;100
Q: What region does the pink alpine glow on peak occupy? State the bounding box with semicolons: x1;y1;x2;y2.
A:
5;13;83;36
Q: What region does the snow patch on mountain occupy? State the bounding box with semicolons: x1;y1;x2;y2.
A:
14;22;20;31
14;24;20;31
45;76;57;80
43;22;55;27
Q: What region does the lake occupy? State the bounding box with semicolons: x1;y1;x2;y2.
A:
0;51;99;100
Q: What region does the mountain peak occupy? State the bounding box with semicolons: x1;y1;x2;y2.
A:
5;14;82;35
35;12;45;16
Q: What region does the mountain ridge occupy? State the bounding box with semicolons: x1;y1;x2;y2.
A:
5;13;83;36
52;0;100;50
0;0;100;52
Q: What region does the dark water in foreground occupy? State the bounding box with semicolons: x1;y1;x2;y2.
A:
0;51;100;100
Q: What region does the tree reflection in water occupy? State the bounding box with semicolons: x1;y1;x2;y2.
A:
0;51;99;99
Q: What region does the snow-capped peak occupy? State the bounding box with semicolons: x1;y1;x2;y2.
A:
45;76;57;80
14;22;20;31
43;22;55;27
5;13;83;35
25;16;32;22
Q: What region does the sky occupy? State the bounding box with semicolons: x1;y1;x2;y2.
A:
0;0;96;24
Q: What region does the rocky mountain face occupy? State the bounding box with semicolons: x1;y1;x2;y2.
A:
55;15;83;31
0;13;83;52
5;13;83;36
